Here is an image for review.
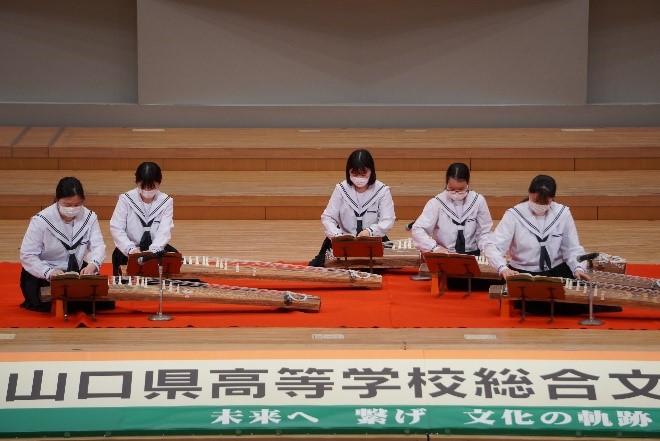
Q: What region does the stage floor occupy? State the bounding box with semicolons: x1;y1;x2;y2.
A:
0;218;658;439
0;262;658;330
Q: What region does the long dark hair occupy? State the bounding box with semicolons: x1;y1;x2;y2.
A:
528;174;556;204
135;162;162;189
445;162;470;184
55;177;85;202
345;149;377;186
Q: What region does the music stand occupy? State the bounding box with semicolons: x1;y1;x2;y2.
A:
423;252;481;297
125;251;182;278
50;274;109;322
505;275;565;323
331;236;384;274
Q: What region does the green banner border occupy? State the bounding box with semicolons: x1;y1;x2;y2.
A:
0;405;658;438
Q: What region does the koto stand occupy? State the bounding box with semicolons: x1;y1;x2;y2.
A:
331;236;384;274
580;255;604;326
150;252;172;322
127;252;178;321
505;276;566;323
402;223;431;281
410;252;432;282
50;274;109;322
579;283;604;326
423;252;481;297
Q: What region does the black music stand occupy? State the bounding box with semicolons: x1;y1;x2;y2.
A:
50;274;109;322
331;236;384;274
125;251;183;278
127;252;181;321
505;275;566;324
423;252;482;297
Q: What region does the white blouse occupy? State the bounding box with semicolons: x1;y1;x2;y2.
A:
20;203;106;280
412;191;493;253
321;180;396;238
109;188;174;256
483;201;588;275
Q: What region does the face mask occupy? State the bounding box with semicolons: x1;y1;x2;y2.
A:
140;188;159;199
447;188;468;202
351;177;369;188
529;201;550;215
59;204;82;218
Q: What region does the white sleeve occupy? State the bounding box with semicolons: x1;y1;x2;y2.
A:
321;186;344;238
411;199;440;252
560;210;588;275
85;215;106;271
475;196;494;251
109;197;136;256
367;187;395;237
149;198;174;253
483;210;515;274
19;218;53;280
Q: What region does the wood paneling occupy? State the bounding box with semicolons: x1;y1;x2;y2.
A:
14;126;60;147
0;157;58;169
1;126;657;171
0;126;25;147
58;157;156;170
0;207;41;220
0;170;658;220
165;158;267;171
0;219;657;264
598;206;660;221
472;158;574;171
576;157;660;170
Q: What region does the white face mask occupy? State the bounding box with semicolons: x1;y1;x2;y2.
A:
529;200;550;215
447;188;468;202
351;176;369;188
59;204;82;218
140;187;159;199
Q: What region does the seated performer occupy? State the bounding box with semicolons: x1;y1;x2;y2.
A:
412;162;493;256
483;174;621;315
411;162;494;289
19;176;112;312
308;149;396;267
110;161;177;276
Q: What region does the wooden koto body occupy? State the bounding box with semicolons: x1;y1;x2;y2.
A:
125;255;381;289
325;249;420;270
489;270;659;310
324;237;419;269
423;254;501;280
325;238;501;280
42;278;321;312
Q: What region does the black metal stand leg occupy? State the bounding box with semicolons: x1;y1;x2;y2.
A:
547;299;555;324
369;249;374;274
90;286;98;322
464;277;473;298
437;272;447;297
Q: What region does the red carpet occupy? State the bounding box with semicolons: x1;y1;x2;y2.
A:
0;262;657;330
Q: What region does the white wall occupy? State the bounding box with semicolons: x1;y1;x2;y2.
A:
0;0;658;127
